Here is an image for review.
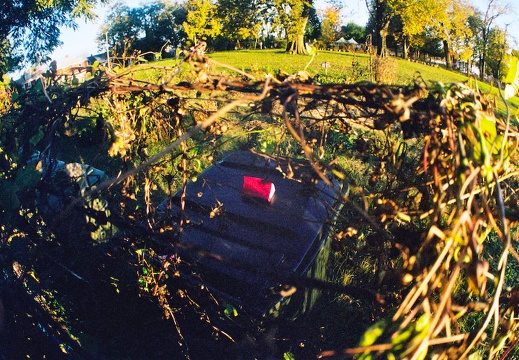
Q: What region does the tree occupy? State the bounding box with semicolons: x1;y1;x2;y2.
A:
135;2;187;55
319;7;341;50
471;0;511;79
99;1;187;61
274;0;314;54
485;26;508;78
400;0;472;69
435;0;472;69
340;22;366;44
216;0;265;49
366;0;407;57
415;32;444;59
398;0;434;59
99;3;144;60
183;0;222;46
0;0;108;76
305;7;322;44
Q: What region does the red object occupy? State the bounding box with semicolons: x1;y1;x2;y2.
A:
242;176;276;203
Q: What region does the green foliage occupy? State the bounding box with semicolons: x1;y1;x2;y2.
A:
319;6;341;48
305;7;322;42
341;22;367;44
283;351;296;360
0;0;107;74
504;55;519;100
485;27;508;79
99;1;186;62
183;0;222;45
273;0;314;54
216;0;265;46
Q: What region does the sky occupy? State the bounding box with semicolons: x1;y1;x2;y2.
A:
49;0;518;65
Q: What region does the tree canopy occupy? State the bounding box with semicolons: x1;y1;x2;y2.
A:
216;0;265;49
274;0;314;54
98;1;186;60
0;0;108;76
183;0;222;45
319;6;341;50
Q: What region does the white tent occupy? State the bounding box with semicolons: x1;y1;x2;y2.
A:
336;37;347;44
347;38;358;45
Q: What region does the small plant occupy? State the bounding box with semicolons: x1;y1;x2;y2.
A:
351;58;369;82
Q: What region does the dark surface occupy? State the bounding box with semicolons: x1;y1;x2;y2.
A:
169;150;341;318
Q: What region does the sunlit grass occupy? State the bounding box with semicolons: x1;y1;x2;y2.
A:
153;49;519;116
201;49;519;116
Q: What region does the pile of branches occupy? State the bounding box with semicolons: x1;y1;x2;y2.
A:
2;42;519;359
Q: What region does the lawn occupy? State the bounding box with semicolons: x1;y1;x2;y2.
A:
191;49;519;117
206;49;464;84
152;49;518;116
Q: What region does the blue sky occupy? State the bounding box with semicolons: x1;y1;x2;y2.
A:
50;0;518;64
51;0;143;62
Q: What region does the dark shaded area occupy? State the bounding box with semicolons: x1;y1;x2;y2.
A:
166;150;342;320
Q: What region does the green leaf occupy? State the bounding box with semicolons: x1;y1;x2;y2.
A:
504;56;518;84
188;147;199;157
29;127;45;146
223;304;238;318
15;166;41;189
467;352;483;360
358;319;387;347
283;352;296;360
0;181;20;210
504;56;519;99
192;158;202;172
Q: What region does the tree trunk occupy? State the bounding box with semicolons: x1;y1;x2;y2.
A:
479;29;488;80
443;39;452;69
286;17;308;55
378;26;388;57
286;34;307;54
480;52;486;80
403;37;408;59
374;0;389;57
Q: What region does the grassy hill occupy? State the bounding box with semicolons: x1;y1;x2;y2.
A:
151;49;518;116
182;49;518;117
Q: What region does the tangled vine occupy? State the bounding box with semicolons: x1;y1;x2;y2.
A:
1;42;519;359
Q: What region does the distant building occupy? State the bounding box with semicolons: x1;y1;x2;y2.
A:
87;53;107;65
15;52;107;90
15;65;46;91
54;56;89;82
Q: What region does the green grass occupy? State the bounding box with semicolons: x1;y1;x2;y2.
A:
152;49;518;115
192;49;519;116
